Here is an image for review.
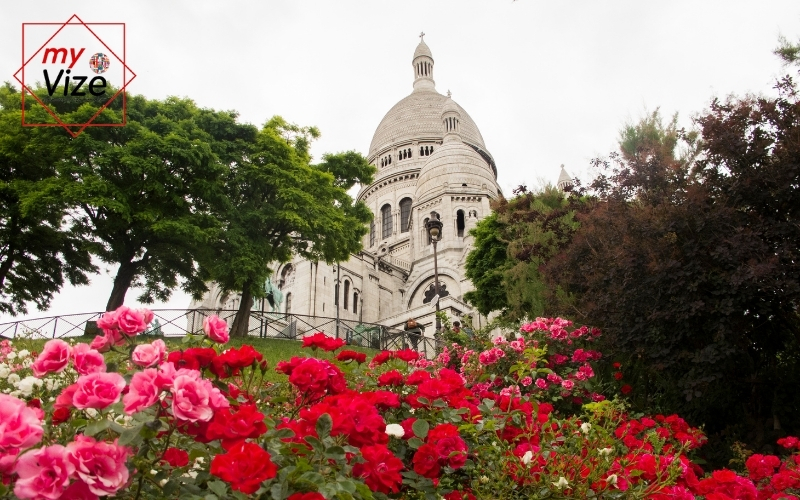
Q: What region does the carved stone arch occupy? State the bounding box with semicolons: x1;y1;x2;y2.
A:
405;270;462;309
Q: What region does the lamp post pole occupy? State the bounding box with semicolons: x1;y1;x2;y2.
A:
425;212;444;335
432;237;441;332
334;264;340;339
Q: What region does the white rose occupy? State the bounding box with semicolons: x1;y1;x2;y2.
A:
7;373;20;385
17;349;29;358
553;477;569;489
0;364;9;379
521;450;533;465
17;376;42;396
6;352;16;361
385;423;405;438
580;422;592;434
598;447;613;456
606;474;618;486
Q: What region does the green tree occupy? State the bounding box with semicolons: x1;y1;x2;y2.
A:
545;87;800;453
0;84;96;315
464;185;581;323
204;117;374;337
48;91;254;311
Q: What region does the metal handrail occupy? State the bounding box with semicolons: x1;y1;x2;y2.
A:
0;309;443;359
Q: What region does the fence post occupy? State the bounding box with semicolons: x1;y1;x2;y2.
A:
52;317;58;339
14;323;18;339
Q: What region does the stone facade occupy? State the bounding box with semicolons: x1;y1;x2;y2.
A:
191;37;504;337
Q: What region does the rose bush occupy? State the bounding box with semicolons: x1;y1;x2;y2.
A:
0;310;797;499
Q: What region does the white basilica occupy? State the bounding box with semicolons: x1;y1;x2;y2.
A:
192;37;512;336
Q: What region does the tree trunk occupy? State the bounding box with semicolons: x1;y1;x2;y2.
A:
230;281;254;338
106;261;138;311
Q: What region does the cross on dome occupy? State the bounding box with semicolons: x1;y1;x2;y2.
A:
419;31;425;41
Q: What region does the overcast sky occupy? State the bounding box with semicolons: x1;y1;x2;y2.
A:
2;0;799;322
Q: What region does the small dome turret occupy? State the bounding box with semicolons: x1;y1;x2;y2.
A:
442;95;462;143
413;33;435;91
557;164;573;191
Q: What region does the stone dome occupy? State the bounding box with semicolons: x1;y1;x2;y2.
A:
368;90;488;159
415;140;498;202
413;40;433;61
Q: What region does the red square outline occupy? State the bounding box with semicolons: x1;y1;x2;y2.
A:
12;15;136;138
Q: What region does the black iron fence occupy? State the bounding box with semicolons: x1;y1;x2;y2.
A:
0;309;443;359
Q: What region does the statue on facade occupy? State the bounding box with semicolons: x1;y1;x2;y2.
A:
264;277;284;313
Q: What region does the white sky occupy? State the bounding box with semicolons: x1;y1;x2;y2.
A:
2;0;799;322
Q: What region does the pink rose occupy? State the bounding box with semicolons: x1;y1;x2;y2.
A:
535;378;548;389
115;306;151;335
0;448;19;477
62;480;99;500
131;339;166;368
66;435;131;496
123;369;160;414
203;315;229;344
155;362;177;389
89;334;112;353
73;372;126;410
561;379;575;390
72;344;106;375
521;376;533;387
13;445;74;500
0;394;43;451
172;374;228;422
31;339;71;377
54;384;78;409
96;309;119;334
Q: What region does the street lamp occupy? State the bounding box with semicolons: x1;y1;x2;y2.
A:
425;212;444;333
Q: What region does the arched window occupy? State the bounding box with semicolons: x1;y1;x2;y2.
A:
369;219;375;246
420;146;424;156
353;292;358;313
399;198;412;233
285;293;292;314
457;210;465;237
381;204;392;239
343;280;350;310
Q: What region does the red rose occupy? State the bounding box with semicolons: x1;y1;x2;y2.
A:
51;407;70;425
286;358;346;399
184;347;217;368
336;350;367;363
162;448;189;467
212;345;264;377
413;444;441;478
287;493;325;500
621;384;633;395
302;332;345;352
210;442;277;494
377;370;404;387
352;444;404;494
444;490;477;500
614;372;624;380
406;370;431;385
393;349;420;362
370;351;393;367
206;404;268;450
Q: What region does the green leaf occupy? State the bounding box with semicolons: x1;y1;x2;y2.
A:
84;419;111;436
407;437;424;449
412;419;429;439
207;480;227;498
316;413;333;440
325;445;346;461
298;471;325;486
